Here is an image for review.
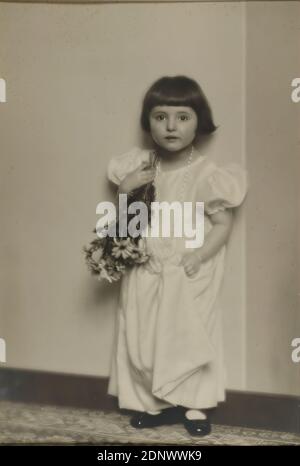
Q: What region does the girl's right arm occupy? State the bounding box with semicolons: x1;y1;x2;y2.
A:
118;161;156;194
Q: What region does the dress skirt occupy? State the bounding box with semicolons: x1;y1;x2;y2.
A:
107;228;227;412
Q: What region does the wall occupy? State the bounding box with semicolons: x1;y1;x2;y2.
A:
245;1;300;396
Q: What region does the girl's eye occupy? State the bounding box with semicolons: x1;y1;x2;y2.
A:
178;115;190;121
155;114;166;121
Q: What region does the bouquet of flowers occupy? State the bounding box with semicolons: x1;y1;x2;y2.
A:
83;227;150;283
83;156;157;283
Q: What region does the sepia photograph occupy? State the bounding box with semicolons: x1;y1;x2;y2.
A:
0;0;299;451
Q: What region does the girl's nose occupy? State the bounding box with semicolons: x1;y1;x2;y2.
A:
166;115;176;131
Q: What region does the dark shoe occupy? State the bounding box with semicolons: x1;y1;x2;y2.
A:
183;418;211;437
130;407;184;429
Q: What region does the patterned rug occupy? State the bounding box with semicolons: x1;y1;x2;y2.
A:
0;401;299;445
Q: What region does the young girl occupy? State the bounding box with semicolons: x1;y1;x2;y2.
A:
106;76;247;436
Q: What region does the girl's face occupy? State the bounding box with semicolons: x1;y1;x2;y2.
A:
149;106;198;152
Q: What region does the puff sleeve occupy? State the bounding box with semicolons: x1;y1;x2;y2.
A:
107;147;149;186
201;163;248;215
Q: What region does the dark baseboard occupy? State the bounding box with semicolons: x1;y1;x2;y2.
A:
0;367;299;434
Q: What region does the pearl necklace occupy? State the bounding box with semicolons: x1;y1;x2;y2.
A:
153;145;194;203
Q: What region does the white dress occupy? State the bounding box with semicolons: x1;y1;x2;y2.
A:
106;147;248;412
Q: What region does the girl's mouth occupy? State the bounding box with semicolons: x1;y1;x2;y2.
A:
165;136;179;140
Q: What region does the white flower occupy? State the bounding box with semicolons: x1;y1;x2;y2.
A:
112;237;135;260
92;248;104;263
99;267;113;283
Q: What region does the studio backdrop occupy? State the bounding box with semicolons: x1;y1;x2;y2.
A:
0;1;299;402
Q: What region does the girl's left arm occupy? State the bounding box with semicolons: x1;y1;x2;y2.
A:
181;209;233;277
195;209;233;263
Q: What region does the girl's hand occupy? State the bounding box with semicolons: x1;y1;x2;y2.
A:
119;161;156;193
180;251;202;278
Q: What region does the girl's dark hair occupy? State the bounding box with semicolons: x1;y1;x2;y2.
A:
140;75;217;136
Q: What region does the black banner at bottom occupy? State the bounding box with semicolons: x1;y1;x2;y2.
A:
0;445;298;464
